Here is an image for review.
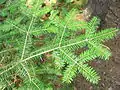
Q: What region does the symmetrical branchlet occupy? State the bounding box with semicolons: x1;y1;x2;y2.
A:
0;0;119;89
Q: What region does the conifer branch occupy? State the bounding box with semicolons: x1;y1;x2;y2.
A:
0;0;119;89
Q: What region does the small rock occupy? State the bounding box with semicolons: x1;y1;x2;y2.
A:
108;87;112;90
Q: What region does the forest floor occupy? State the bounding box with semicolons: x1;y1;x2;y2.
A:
75;0;120;90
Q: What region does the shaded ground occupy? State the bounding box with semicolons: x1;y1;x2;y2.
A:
75;0;120;90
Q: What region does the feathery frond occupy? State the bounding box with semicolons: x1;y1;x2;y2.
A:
0;0;119;89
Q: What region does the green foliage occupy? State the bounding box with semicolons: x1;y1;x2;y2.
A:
0;0;119;89
0;0;6;4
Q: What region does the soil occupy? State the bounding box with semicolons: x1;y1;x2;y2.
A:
74;0;120;90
